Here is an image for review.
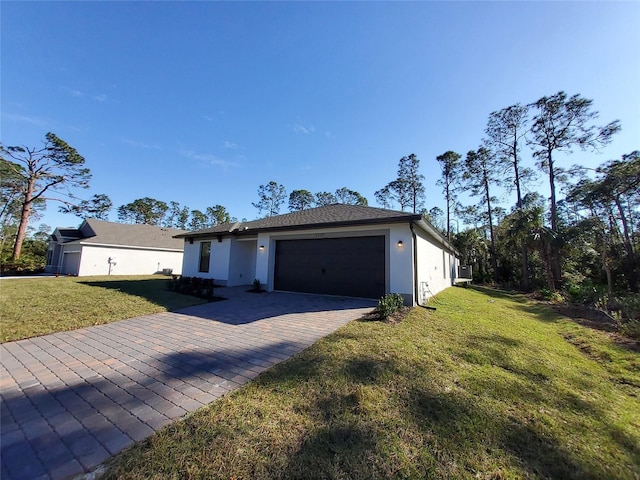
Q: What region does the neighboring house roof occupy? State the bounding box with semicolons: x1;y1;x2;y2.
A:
57;229;83;239
58;219;187;250
176;204;422;239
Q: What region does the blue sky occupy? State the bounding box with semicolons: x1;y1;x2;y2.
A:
2;1;639;231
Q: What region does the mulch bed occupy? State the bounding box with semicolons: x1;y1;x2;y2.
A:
362;306;412;324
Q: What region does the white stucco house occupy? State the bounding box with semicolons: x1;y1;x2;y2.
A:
45;219;186;276
177;204;460;305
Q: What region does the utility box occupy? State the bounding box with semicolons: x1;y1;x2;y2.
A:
458;265;472;279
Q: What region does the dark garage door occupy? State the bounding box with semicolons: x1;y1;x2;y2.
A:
274;236;385;299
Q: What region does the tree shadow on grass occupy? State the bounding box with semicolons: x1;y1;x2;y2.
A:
78;279;207;311
471;285;566;323
407;388;602;480
273;348;639;479
273;354;400;479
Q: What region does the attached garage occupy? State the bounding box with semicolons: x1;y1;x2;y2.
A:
274;236;385;299
177;204;461;305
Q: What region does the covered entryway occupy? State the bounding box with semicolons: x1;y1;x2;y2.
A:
274;236;385;299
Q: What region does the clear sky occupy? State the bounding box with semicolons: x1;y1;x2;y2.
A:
2;1;639;231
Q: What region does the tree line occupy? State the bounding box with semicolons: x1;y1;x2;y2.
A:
428;92;637;332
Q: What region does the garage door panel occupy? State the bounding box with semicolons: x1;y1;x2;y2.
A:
274;236;385;299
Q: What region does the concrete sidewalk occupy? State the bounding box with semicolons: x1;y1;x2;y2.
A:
0;289;375;480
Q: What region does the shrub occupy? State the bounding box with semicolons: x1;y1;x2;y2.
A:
168;276;218;299
252;278;261;291
538;288;564;303
606;293;640;340
377;293;404;319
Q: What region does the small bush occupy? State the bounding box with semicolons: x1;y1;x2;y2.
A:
620;319;640;340
252;278;261;291
605;293;640;339
377;293;404;319
563;280;606;305
538;288;564;303
168;276;219;299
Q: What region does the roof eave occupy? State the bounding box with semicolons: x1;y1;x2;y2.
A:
413;218;460;256
175;214;421;239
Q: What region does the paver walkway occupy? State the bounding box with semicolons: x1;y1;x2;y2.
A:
0;288;375;480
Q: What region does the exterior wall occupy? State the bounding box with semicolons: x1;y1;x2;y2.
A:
414;228;458;303
181;238;230;282
388;224;414;302
76;245;183;276
255;232;273;289
254;223;414;299
228;239;257;286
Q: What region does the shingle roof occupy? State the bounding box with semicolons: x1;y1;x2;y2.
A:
176;204;421;238
64;219;187;250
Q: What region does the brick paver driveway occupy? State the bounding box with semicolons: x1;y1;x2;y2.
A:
0;288;375;480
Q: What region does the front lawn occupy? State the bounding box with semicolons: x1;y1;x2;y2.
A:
103;286;640;479
0;275;207;343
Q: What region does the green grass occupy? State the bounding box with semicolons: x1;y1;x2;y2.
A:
0;275;207;342
103;286;640;480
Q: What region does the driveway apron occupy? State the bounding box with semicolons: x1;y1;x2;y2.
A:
0;289;375;480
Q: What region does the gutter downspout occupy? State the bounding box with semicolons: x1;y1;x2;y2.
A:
411;222;436;311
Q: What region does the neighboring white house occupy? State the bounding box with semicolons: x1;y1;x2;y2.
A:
177;204;460;305
45;219;186;276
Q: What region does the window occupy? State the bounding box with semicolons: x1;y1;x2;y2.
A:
199;241;211;273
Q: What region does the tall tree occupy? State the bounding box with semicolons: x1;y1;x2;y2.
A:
165;201;190;229
117;197;168;225
335;187;368;206
567;151;640;292
485;104;534;289
398;154;425;213
314;191;337;207
374;154;425;213
0;159;25;225
436;151;462;240
188;210;208;230
528;91;621;289
1;133;91;259
59;193;112;220
288;190;315;211
206;205;231;226
425;206;445;233
374;181;410;211
464;147;501;282
0;159;45;259
252;181;287;217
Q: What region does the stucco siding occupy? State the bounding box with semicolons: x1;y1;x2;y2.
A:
76;245;183;276
181;238;230;282
228;239;257;286
388;223;414;301
414;228;458;303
